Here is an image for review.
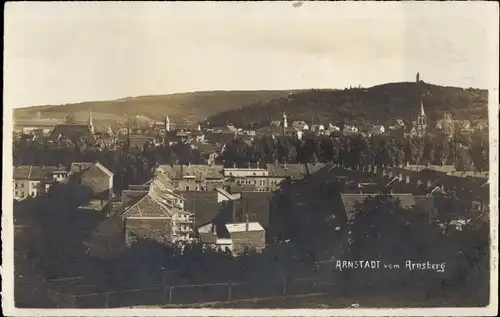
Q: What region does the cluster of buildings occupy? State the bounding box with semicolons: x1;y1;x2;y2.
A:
44;156;486;260
13;87;490;259
13;162;114;212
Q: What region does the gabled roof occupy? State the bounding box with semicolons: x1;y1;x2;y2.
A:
70;162;95;174
121;194;172;218
81;162;114;178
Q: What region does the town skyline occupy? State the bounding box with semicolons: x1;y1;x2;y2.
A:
5;1;498;109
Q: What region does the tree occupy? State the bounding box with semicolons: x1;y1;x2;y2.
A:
65;112;77;124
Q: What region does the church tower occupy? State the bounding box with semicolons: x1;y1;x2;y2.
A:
416;101;427;137
88;108;94;134
165;115;171;132
282;112;288;135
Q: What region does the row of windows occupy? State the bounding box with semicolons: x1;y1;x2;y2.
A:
229;172;267;176
14;191;37;198
235;179;280;185
234;211;257;221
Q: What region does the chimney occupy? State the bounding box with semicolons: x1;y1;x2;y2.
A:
180;164;183;177
275;158;278;167
248;162;251;169
406;175;410;184
233;162;236;168
373;165;377;175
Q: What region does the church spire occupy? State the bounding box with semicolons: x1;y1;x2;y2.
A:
165;115;170;132
420;101;425;116
88;108;94;134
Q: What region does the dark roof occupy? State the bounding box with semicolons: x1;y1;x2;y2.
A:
51;124;91;140
13;166;47;180
182;191;221;228
121;189;149;205
266;164;311;179
340;193;437;221
128;185;150;191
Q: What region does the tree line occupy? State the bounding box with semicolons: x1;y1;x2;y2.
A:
13;131;489;196
219;133;489;172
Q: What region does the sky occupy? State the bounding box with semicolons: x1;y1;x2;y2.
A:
4;1;499;109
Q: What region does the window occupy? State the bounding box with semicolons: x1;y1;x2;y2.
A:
253;173;256;176
20;183;24;188
235;211;242;221
15;191;18;196
15;183;18;189
186;186;190;191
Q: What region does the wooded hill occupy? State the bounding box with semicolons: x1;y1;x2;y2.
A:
13;90;301;125
207;82;488;128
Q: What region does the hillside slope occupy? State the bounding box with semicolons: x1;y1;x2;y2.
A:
207;82;488;128
13;90;300;125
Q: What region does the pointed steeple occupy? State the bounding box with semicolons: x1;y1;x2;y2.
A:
88;108;94;134
420;101;425;116
106;124;113;136
165;115;171;132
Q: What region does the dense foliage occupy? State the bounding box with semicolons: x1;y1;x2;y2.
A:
207;83;488;129
14;185;489;307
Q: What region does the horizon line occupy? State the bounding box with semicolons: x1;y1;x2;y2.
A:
12;80;487;111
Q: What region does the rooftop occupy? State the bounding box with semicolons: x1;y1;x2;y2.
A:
225;222;264;233
157;164;224;180
13;166;48;180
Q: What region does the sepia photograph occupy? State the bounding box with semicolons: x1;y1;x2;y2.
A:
2;1;498;316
